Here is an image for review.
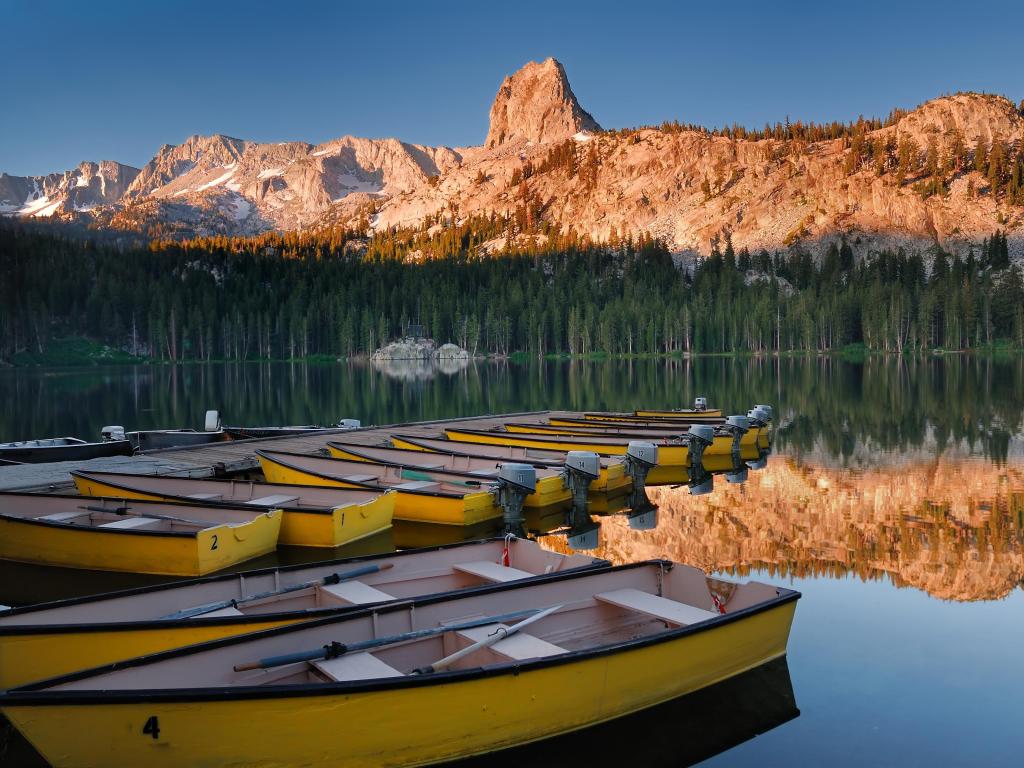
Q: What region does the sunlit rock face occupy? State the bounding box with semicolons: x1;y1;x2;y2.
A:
551;457;1023;602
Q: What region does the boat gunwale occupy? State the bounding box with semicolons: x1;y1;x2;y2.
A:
0;560;800;705
71;470;392;517
256;450;499;501
388;435;624;470
0;538;602;629
444;428;692;450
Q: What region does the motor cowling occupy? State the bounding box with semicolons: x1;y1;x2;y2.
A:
498;462;537;494
694;396;708;411
204;410;221;432
687;424;715;472
564;451;600;479
626;440;658;468
747;408;769;428
101;425;125;442
754;404;774;421
337;419;362;429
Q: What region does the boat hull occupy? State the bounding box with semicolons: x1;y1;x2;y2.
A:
1;600;795;768
71;474;395;549
258;454;501;526
0;511;281;577
634;408;724;418
0;440;132;464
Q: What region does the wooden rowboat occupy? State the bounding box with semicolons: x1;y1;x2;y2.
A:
0;561;798;768
443;427;702;484
0;493;281;577
71;471;395;549
0;538;603;689
0;437;132;464
502;421;758;451
388;434;633;498
257;450;506;526
321;442;571;510
635;407;724;418
579;411;725;424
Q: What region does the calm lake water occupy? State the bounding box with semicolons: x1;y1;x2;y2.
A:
1;355;1022;766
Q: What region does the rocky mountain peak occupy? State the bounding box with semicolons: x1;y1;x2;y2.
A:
485;57;601;148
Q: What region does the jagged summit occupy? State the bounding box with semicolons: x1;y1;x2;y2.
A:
1;64;1022;257
485;58;601;148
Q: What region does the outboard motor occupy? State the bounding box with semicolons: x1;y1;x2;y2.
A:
204;410;221;432
722;415;750;456
495;463;537;536
694;396;708;412
725;464;749;484
686;424;715;471
746;408;770;429
754;404;774;422
623;441;658;508
688;466;715;496
627;503;659;530
337;419;362;429
101;425;125;442
566;520;601;551
747;447;770;471
561;451;600;519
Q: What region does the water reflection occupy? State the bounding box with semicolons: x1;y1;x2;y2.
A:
571;456;1024;602
371;356;471;381
2;356;1021;466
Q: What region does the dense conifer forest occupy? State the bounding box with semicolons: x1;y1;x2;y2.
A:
1;219;1021;364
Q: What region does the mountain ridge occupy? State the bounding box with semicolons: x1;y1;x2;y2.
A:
2;59;1023;258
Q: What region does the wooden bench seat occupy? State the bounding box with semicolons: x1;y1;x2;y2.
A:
453;561;535;583
312;652;403;681
393;480;442;492
245;494;299;507
595;588;719;626
456;623;565;660
99;516;163;530
340;474;379;484
319;580;395;605
38;511;87;523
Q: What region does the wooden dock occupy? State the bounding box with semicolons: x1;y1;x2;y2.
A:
0;411;556;492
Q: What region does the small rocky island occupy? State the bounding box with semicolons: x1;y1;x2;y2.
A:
370;336;469;362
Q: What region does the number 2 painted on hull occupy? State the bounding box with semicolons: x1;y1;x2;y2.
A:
142;715;160;740
211;534;219;550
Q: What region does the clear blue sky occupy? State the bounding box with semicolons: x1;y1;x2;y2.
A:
3;0;1023;176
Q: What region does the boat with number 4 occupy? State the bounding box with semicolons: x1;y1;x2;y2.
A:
71;471;395;549
0;493;281;576
0;538;604;689
0;560;798;768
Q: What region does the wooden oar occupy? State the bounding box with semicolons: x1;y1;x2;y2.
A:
233;607;543;672
77;504;214;526
412;603;563;675
162;563;395;620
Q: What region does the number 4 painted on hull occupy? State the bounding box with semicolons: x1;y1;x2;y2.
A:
143;715;161;740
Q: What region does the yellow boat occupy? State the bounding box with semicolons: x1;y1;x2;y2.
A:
0;561;799;768
503;421;760;451
323;442;572;511
444;427;695;484
71;471;394;549
635;408;724;418
0;538;603;689
0;492;281;577
388;433;633;499
580;411;724;423
257;450;503;526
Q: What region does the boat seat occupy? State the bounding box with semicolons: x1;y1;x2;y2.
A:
312;652;403;681
467;468;500;478
394;480;442;492
453;561;535;582
186;492;223;501
594;588;718;626
245;494;299;507
38;511;86;523
318;580;395;605
456;623;565;660
99;516;163;530
341;474;379;483
196;606;244;618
